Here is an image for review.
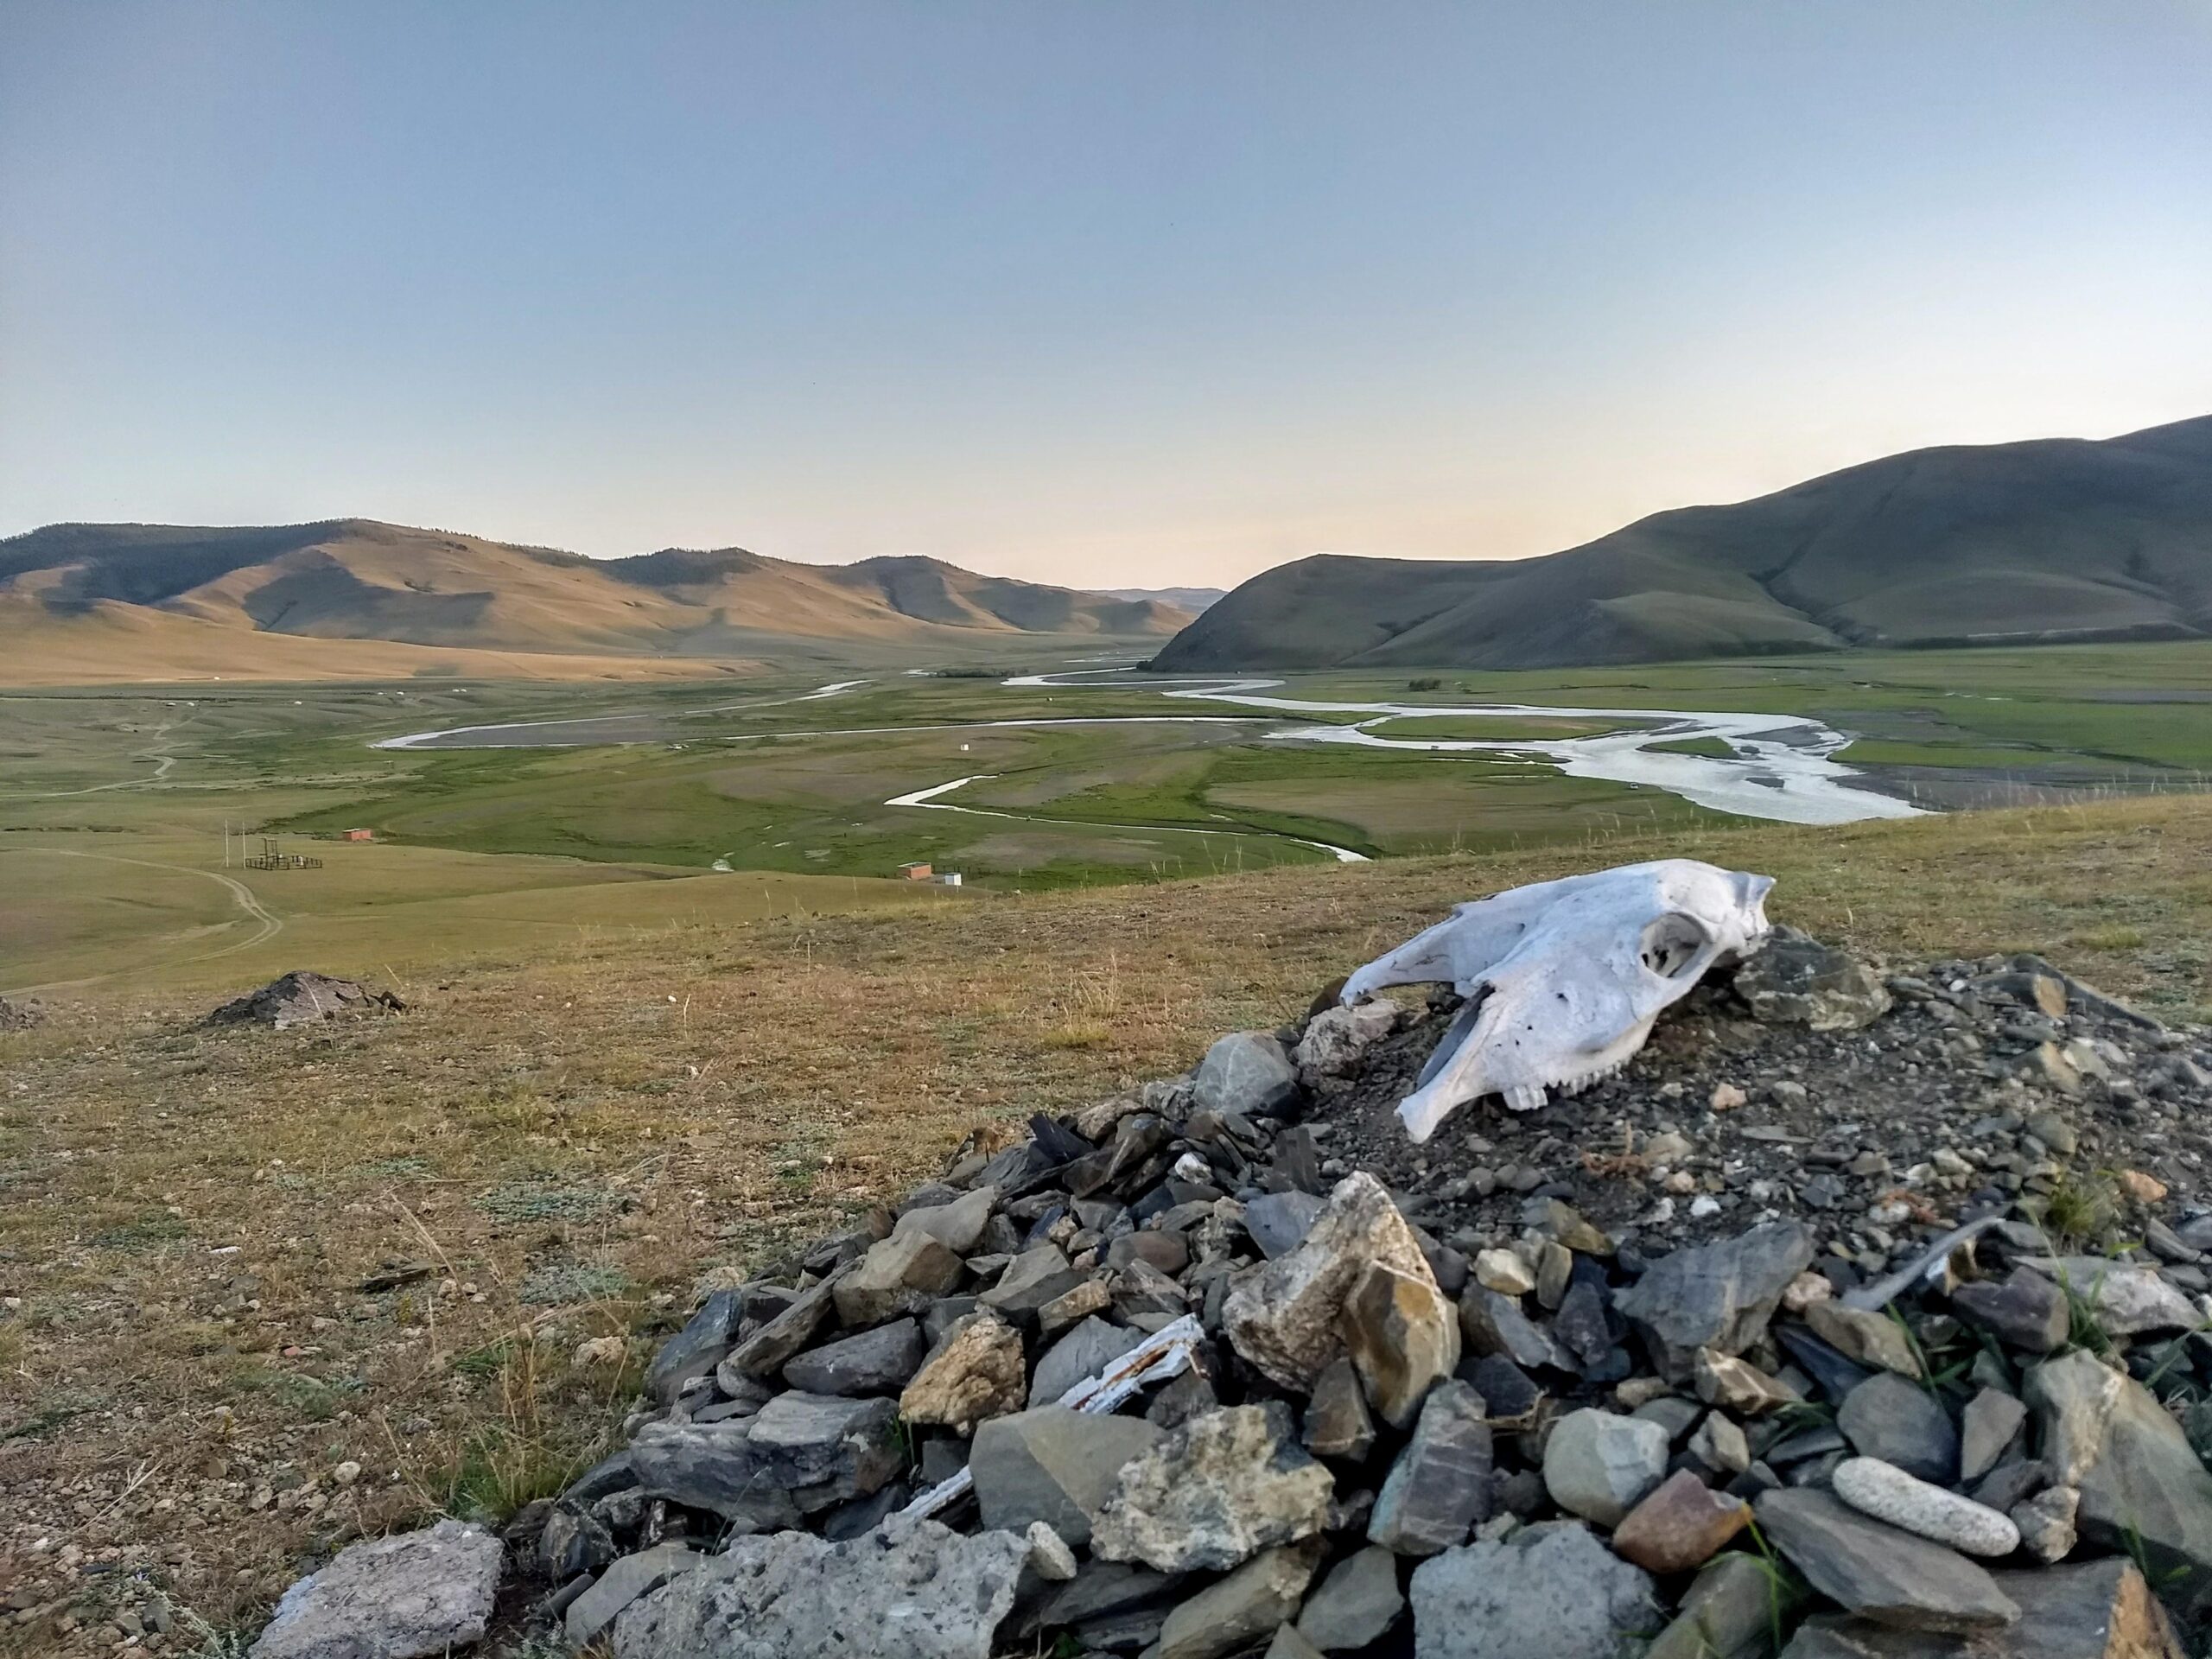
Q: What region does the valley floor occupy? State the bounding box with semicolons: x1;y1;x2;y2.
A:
3;792;2210;1651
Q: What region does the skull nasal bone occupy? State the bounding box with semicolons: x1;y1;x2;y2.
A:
1639;912;1709;978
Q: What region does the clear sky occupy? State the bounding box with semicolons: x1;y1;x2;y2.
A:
3;3;2209;588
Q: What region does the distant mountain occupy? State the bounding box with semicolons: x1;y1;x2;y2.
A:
0;520;1192;683
1103;586;1227;612
1154;416;2212;671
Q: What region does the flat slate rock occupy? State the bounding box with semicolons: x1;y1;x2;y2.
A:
250;1519;501;1659
1754;1488;2018;1635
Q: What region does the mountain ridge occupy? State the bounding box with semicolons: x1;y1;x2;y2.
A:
1153;415;2212;671
0;518;1192;682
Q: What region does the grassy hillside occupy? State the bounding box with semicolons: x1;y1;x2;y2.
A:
3;791;2210;1647
1156;414;2212;671
0;519;1192;686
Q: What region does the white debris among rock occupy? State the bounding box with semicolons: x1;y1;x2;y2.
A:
1831;1456;2022;1558
250;1519;502;1659
1339;859;1774;1139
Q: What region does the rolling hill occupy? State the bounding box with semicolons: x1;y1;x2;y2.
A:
1154;415;2212;671
0;520;1192;683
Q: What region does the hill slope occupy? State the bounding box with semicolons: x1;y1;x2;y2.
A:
1155;416;2212;671
0;520;1192;682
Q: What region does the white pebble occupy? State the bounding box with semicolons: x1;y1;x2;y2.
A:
1831;1456;2020;1557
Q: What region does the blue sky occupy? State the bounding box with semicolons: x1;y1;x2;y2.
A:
3;2;2208;586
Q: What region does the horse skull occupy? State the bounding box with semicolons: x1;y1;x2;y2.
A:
1342;859;1775;1141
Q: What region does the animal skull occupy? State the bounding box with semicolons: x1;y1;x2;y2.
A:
1342;859;1774;1141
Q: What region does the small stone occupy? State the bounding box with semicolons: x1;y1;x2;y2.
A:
1732;931;1891;1030
1266;1624;1328;1659
329;1460;362;1487
1838;1372;1958;1484
1193;1032;1300;1118
1690;1411;1751;1474
1953;1267;2070;1354
1092;1404;1333;1573
2012;1484;2080;1565
1152;1541;1323;1659
1613;1221;1815;1380
1783;1272;1834;1313
1369;1380;1492;1556
1753;1488;2018;1634
1295;1001;1401;1080
1023;1521;1078;1582
1646;1553;1804;1659
1830;1457;2021;1557
1458;1285;1564;1371
1302;1357;1377;1461
1342;1259;1461;1431
784;1319;926;1396
893;1184;1000;1253
1610;1469;1751;1573
1805;1302;1921;1378
1407;1520;1659;1659
248;1520;503;1659
1694;1347;1802;1414
836;1231;964;1327
979;1243;1088;1320
1541;1408;1669;1528
1710;1083;1748;1111
1294;1545;1404;1651
1038;1277;1114;1338
1474;1249;1536;1295
899;1310;1027;1433
1959;1389;2028;1484
1032;1316;1143;1406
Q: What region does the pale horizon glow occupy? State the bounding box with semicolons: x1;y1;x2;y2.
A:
3;3;2209;588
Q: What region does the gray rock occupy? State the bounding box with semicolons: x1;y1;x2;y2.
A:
1753;1488;2018;1634
1839;1372;1959;1485
1457;1285;1564;1371
1613;1222;1815;1380
1246;1191;1326;1259
1733;930;1892;1030
892;1185;998;1254
1024;1559;1185;1642
979;1243;1089;1320
970;1405;1164;1550
1959;1389;2028;1484
1407;1520;1659;1659
721;1271;845;1378
249;1520;503;1659
1032;1316;1144;1405
1775;1558;2186;1655
1302;1357;1377;1461
836;1231;963;1327
1294;1000;1400;1080
746;1390;902;1511
2024;1258;2200;1337
610;1516;1030;1659
1690;1411;1751;1475
1153;1541;1324;1659
566;1545;702;1649
1369;1380;1493;1556
2028;1348;2212;1620
1296;1545;1403;1651
1093;1403;1333;1573
1194;1031;1300;1118
1267;1624;1329;1659
625;1421;801;1527
649;1289;745;1403
1541;1407;1670;1527
1647;1552;1805;1659
1830;1458;2020;1557
783;1319;925;1396
1952;1267;2070;1354
2012;1484;2079;1565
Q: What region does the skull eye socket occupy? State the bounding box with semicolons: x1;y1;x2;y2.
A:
1639;912;1711;978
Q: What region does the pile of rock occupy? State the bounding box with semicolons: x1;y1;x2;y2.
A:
254;932;2212;1659
0;992;44;1031
207;970;405;1030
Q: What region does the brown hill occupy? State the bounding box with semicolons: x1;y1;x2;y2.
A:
0;520;1191;683
1154;415;2212;671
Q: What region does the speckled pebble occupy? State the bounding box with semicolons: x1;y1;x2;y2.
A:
1830;1455;2020;1558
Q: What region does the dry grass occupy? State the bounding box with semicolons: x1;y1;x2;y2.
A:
3;792;2212;1649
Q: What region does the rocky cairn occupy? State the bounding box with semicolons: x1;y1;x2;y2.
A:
255;933;2212;1658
